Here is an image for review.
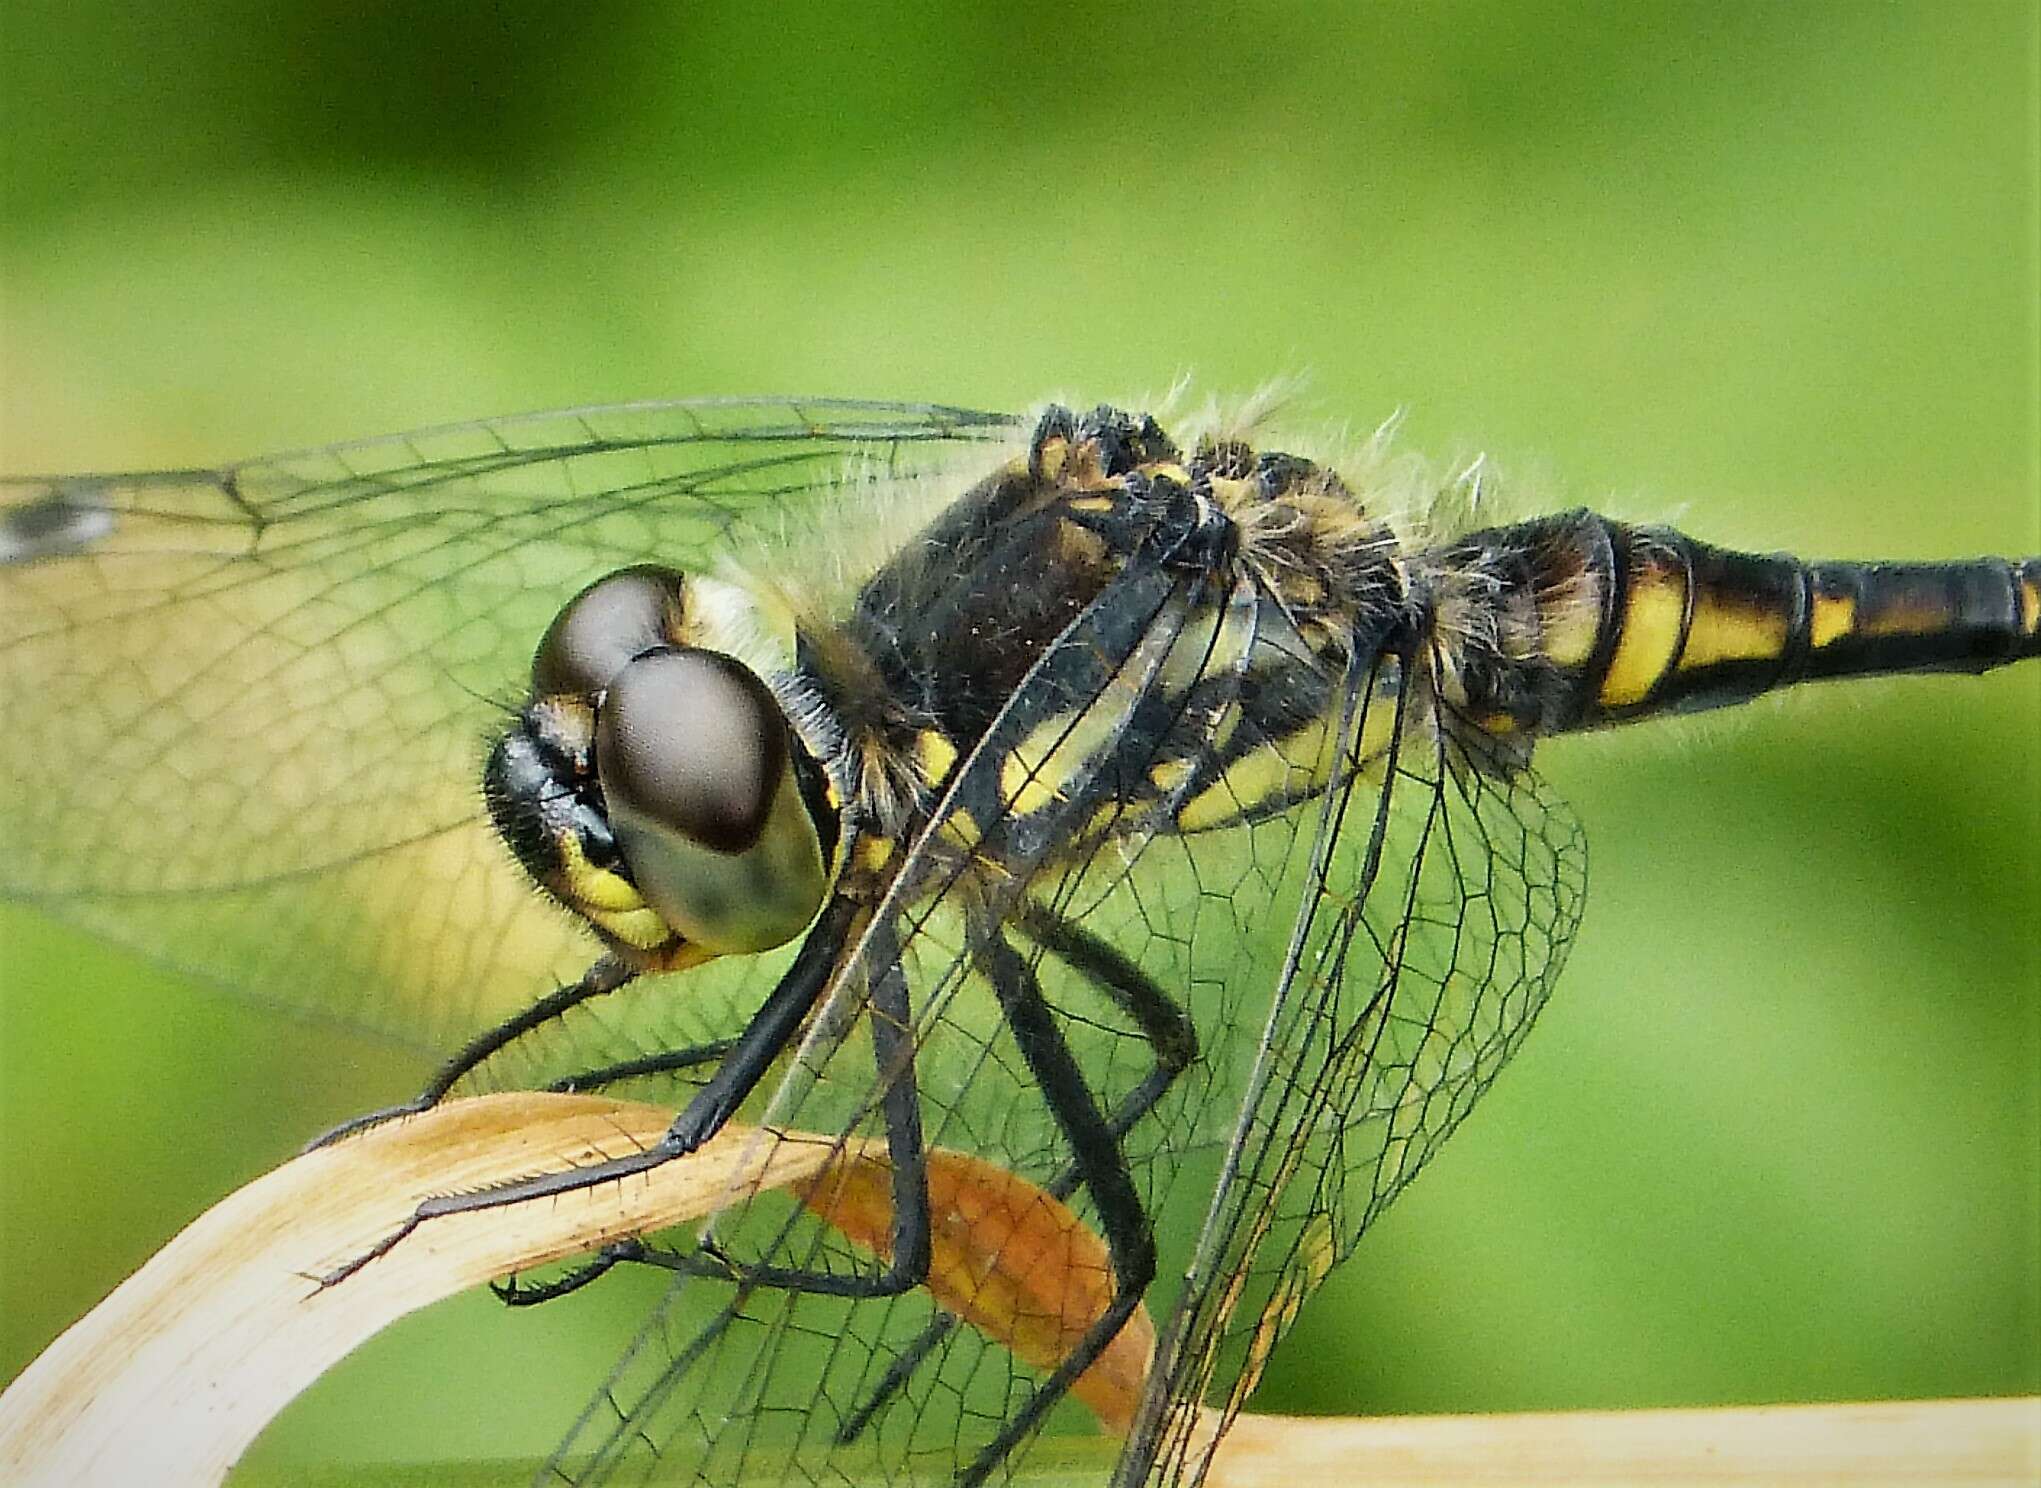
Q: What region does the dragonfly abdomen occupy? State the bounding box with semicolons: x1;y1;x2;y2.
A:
1431;510;2040;736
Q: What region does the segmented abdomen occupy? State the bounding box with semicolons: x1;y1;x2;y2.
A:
1428;510;2041;736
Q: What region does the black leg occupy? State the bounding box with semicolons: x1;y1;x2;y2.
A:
835;897;1196;1443
543;1038;739;1095
500;922;936;1305
662;894;864;1151
323;891;943;1309
305;954;636;1151
493;1239;650;1307
1010;898;1197;1141
681;911;934;1299
479;1040;741;1312
316;895;863;1288
952;925;1159;1487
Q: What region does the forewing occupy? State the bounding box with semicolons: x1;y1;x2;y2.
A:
0;399;1022;1051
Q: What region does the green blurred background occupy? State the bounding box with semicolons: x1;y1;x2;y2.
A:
2;0;2035;1474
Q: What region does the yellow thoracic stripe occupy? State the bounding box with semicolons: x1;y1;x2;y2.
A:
1000;708;1095;817
1179;725;1325;832
913;728;958;785
939;806;982;850
1177;691;1399;834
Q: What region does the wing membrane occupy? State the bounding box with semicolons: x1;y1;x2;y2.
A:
0;399;1022;1048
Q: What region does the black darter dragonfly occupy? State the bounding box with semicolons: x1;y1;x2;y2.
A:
2;398;2035;1485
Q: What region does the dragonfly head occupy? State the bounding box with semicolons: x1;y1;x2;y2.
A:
485;566;839;967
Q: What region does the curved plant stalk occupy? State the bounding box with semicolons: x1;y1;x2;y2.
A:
0;1092;2032;1487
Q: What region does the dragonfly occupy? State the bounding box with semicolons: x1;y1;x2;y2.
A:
1;398;2034;1486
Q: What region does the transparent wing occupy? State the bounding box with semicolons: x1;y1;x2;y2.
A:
0;399;1023;1051
1140;659;1587;1482
531;569;1585;1483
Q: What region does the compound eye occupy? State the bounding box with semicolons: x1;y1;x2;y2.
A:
596;648;827;955
598;648;785;852
532;566;687;699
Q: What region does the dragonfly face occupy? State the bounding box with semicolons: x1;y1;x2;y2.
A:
1;398;2033;1486
487;565;840;963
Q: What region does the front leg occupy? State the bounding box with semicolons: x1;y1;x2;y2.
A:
507;908;934;1306
316;895;862;1288
305;955;636;1151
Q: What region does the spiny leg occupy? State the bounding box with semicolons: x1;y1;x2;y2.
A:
502;931;933;1304
318;895;864;1288
474;903;937;1312
664;910;934;1298
487;1038;740;1307
1011;897;1197;1136
542;1039;741;1097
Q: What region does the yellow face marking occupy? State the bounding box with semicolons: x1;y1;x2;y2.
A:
1065;494;1115;513
558;833;648;914
913;729;958;786
1810;591;1857;649
1598;565;1688;708
2018;573;2040;637
642;938;717;974
587;905;675;951
1537;584;1601;668
1679;591;1788;670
